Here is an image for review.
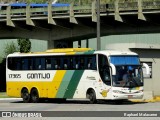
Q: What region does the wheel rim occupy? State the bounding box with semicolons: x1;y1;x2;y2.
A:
89;90;96;104
89;93;94;102
31;89;39;103
22;89;30;103
32;93;38;102
24;92;29;100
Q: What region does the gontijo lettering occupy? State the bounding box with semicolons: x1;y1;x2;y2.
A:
27;73;50;79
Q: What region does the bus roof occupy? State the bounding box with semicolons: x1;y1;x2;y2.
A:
95;49;138;56
7;48;94;57
7;48;138;57
46;48;93;53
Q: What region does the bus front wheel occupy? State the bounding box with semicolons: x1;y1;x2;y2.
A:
21;88;30;103
30;88;39;103
88;89;97;104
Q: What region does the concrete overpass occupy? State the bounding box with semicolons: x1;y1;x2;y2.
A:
1;0;160;48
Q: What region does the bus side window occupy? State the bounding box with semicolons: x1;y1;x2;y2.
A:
93;56;97;70
16;58;21;70
87;58;92;69
35;58;42;70
86;55;97;70
22;58;29;70
76;64;78;69
28;59;33;70
51;58;55;70
73;57;79;69
69;57;73;70
80;57;85;69
63;58;68;69
46;58;51;70
8;58;15;70
54;59;60;70
41;58;45;70
38;65;42;69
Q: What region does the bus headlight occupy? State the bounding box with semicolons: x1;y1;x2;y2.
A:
113;90;124;94
135;90;143;93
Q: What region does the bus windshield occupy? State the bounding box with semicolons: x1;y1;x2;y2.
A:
112;65;143;87
109;55;143;87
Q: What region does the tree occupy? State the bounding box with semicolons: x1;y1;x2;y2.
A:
4;41;19;57
2;41;19;92
17;38;31;53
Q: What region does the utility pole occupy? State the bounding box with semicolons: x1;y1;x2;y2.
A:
97;0;101;50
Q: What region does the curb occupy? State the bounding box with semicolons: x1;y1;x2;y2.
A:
154;96;160;102
130;99;160;103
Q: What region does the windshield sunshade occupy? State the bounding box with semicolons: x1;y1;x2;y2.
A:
110;56;140;65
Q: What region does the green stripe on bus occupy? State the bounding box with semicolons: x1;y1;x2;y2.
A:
75;52;85;55
55;70;75;98
84;50;95;55
63;70;84;98
75;50;94;55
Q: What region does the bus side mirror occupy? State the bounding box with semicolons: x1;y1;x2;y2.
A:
110;63;116;75
142;63;150;75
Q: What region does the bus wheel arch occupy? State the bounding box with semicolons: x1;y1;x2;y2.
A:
21;87;31;103
30;87;40;103
86;88;97;104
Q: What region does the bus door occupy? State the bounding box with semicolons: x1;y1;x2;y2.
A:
98;54;112;96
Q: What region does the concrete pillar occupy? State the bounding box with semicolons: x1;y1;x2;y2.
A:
47;30;55;49
47;40;55;49
86;39;89;48
78;40;81;48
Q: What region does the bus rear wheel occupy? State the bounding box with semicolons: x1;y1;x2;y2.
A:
21;88;30;103
88;89;97;104
30;88;39;103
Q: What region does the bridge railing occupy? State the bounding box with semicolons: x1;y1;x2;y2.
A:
108;0;160;11
0;1;160;18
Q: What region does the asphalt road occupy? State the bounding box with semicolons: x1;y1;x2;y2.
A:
0;99;160;120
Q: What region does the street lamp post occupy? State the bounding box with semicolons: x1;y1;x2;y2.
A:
97;0;101;50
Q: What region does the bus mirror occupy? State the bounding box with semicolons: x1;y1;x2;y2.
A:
110;63;116;75
142;63;150;75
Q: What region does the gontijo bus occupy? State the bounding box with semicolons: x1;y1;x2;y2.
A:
6;48;149;103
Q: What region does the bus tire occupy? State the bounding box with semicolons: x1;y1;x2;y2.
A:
21;88;30;103
30;88;39;103
88;89;97;104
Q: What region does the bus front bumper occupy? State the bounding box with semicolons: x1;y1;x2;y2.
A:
112;93;143;100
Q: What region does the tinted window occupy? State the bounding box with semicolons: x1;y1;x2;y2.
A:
7;55;97;70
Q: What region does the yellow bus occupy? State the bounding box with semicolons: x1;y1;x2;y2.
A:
6;48;149;103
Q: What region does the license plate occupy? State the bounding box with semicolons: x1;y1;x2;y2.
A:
128;95;133;99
